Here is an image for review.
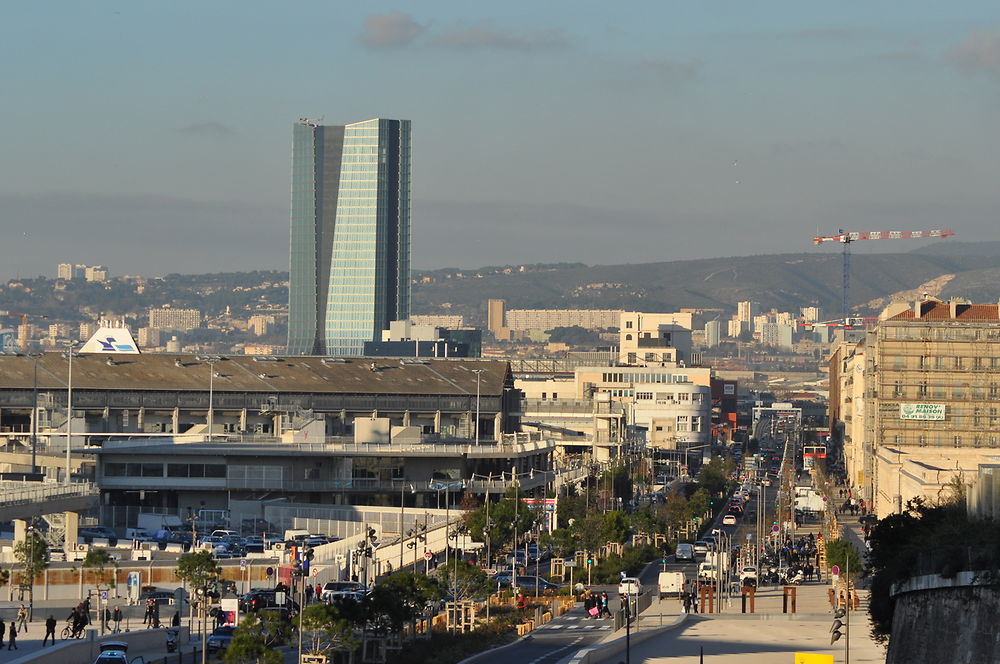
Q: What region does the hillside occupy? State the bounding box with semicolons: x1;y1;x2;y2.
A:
412;253;1000;323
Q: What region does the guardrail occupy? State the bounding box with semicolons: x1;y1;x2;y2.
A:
0;481;97;507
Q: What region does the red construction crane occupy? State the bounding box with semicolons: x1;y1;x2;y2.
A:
811;228;955;325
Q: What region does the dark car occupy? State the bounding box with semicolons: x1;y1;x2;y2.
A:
206;626;235;653
240;589;299;613
510;576;559;593
139;589;176;605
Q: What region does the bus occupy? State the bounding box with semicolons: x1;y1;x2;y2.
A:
802;446;827;470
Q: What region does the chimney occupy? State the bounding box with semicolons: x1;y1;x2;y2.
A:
914;299;923;319
950;299;959;319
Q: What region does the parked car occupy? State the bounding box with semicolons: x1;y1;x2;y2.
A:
139;589;175;605
510;576;559;593
321;581;367;603
206;626;236;654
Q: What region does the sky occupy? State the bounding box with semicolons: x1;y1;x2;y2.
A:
2;1;1000;279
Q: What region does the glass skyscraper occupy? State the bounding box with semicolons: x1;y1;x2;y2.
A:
287;118;411;356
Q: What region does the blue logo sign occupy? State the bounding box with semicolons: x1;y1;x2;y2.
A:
97;337;136;352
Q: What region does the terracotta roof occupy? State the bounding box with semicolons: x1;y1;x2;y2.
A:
887;302;1000;322
0;354;508;396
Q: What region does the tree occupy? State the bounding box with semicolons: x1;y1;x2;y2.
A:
464;486;539;554
81;549;119;634
299;603;357;656
540;528;578;557
366;571;441;632
433;559;492;602
175;550;222;634
13;529;49;620
601;510;630;545
222;613;282;664
82;549;119;589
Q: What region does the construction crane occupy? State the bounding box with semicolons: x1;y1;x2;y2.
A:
812;228;955;325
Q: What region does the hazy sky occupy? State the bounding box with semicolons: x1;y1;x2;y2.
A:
2;1;999;279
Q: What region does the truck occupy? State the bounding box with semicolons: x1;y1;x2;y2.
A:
138;513;185;532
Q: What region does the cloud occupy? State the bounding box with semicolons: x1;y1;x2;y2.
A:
639;57;701;82
434;22;569;51
947;29;1000;76
178;122;236;137
361;12;427;48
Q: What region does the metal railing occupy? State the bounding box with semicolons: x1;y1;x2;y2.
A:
0;481;97;507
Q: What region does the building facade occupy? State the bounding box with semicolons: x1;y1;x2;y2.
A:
149;307;201;331
287;118;411;356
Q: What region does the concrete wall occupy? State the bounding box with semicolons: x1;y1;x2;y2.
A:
887;571;1000;664
9;626;189;664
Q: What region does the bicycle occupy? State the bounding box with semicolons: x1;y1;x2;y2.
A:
60;625;73;640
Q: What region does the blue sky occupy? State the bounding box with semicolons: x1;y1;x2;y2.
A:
2;1;999;278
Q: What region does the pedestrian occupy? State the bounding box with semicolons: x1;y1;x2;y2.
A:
143;599;154;625
600;592;612;618
172;611;181;628
112;606;123;633
7;622;17;650
43;615;56;646
516;591;527;611
315;583;322;600
305;584;314;604
103;607;111;632
0;618;6;648
16;603;28;633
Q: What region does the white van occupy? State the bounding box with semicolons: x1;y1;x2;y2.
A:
657;571;686;598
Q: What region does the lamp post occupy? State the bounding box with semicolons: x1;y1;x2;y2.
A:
472;368;484;445
397;478;414;569
61;341;78;483
196;355;221;439
27;352;42;474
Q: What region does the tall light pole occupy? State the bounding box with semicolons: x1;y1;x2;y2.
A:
62;341;78;483
27;352;42;474
197;356;221;439
472;369;484;446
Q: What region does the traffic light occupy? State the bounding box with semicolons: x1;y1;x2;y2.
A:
830;607;846;644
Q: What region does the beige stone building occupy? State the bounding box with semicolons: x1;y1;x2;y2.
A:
833;298;1000;516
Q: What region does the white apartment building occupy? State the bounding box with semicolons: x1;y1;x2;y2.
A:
727;319;749;339
737;301;759;330
704;320;721;348
760;323;794;349
506;309;623;331
148;307;202;331
619;312;694;365
801;307;823;323
631;382;711;452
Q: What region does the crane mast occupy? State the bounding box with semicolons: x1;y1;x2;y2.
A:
811;228;955;326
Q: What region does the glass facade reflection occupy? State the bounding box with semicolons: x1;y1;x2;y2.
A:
287;118;411;356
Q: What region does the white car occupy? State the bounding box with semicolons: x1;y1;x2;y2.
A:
722;514;737;526
693;540;709;555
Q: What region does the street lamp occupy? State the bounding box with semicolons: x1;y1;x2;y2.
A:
472;368;484;445
26;352;42;474
61;340;78;483
196;356;221;439
396;478;415;569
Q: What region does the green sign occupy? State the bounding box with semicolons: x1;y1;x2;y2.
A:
899;403;946;421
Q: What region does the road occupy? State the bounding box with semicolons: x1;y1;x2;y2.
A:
469;602;614;664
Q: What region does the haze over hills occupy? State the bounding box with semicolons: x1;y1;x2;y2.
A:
413;251;1000;323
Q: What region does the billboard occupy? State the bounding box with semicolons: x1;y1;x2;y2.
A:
899;403;946;421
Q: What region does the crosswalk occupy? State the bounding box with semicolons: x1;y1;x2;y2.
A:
539;616;612;632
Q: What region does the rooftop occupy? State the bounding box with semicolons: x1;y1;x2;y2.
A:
0;353;509;396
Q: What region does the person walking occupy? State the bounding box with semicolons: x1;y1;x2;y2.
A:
112;606;123;633
143;599;154;626
600;592;612;618
16;604;28;633
7;622;17;650
43;615;57;646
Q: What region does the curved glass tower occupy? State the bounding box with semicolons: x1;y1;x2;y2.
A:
287;118;411;356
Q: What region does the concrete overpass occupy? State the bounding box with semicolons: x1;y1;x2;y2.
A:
0;482;98;522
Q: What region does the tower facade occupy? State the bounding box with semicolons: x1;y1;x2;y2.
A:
287;118;411;356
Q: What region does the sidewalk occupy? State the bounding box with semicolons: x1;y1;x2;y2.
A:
0;617;201;664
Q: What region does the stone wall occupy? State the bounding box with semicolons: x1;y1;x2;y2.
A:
887;571;1000;664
